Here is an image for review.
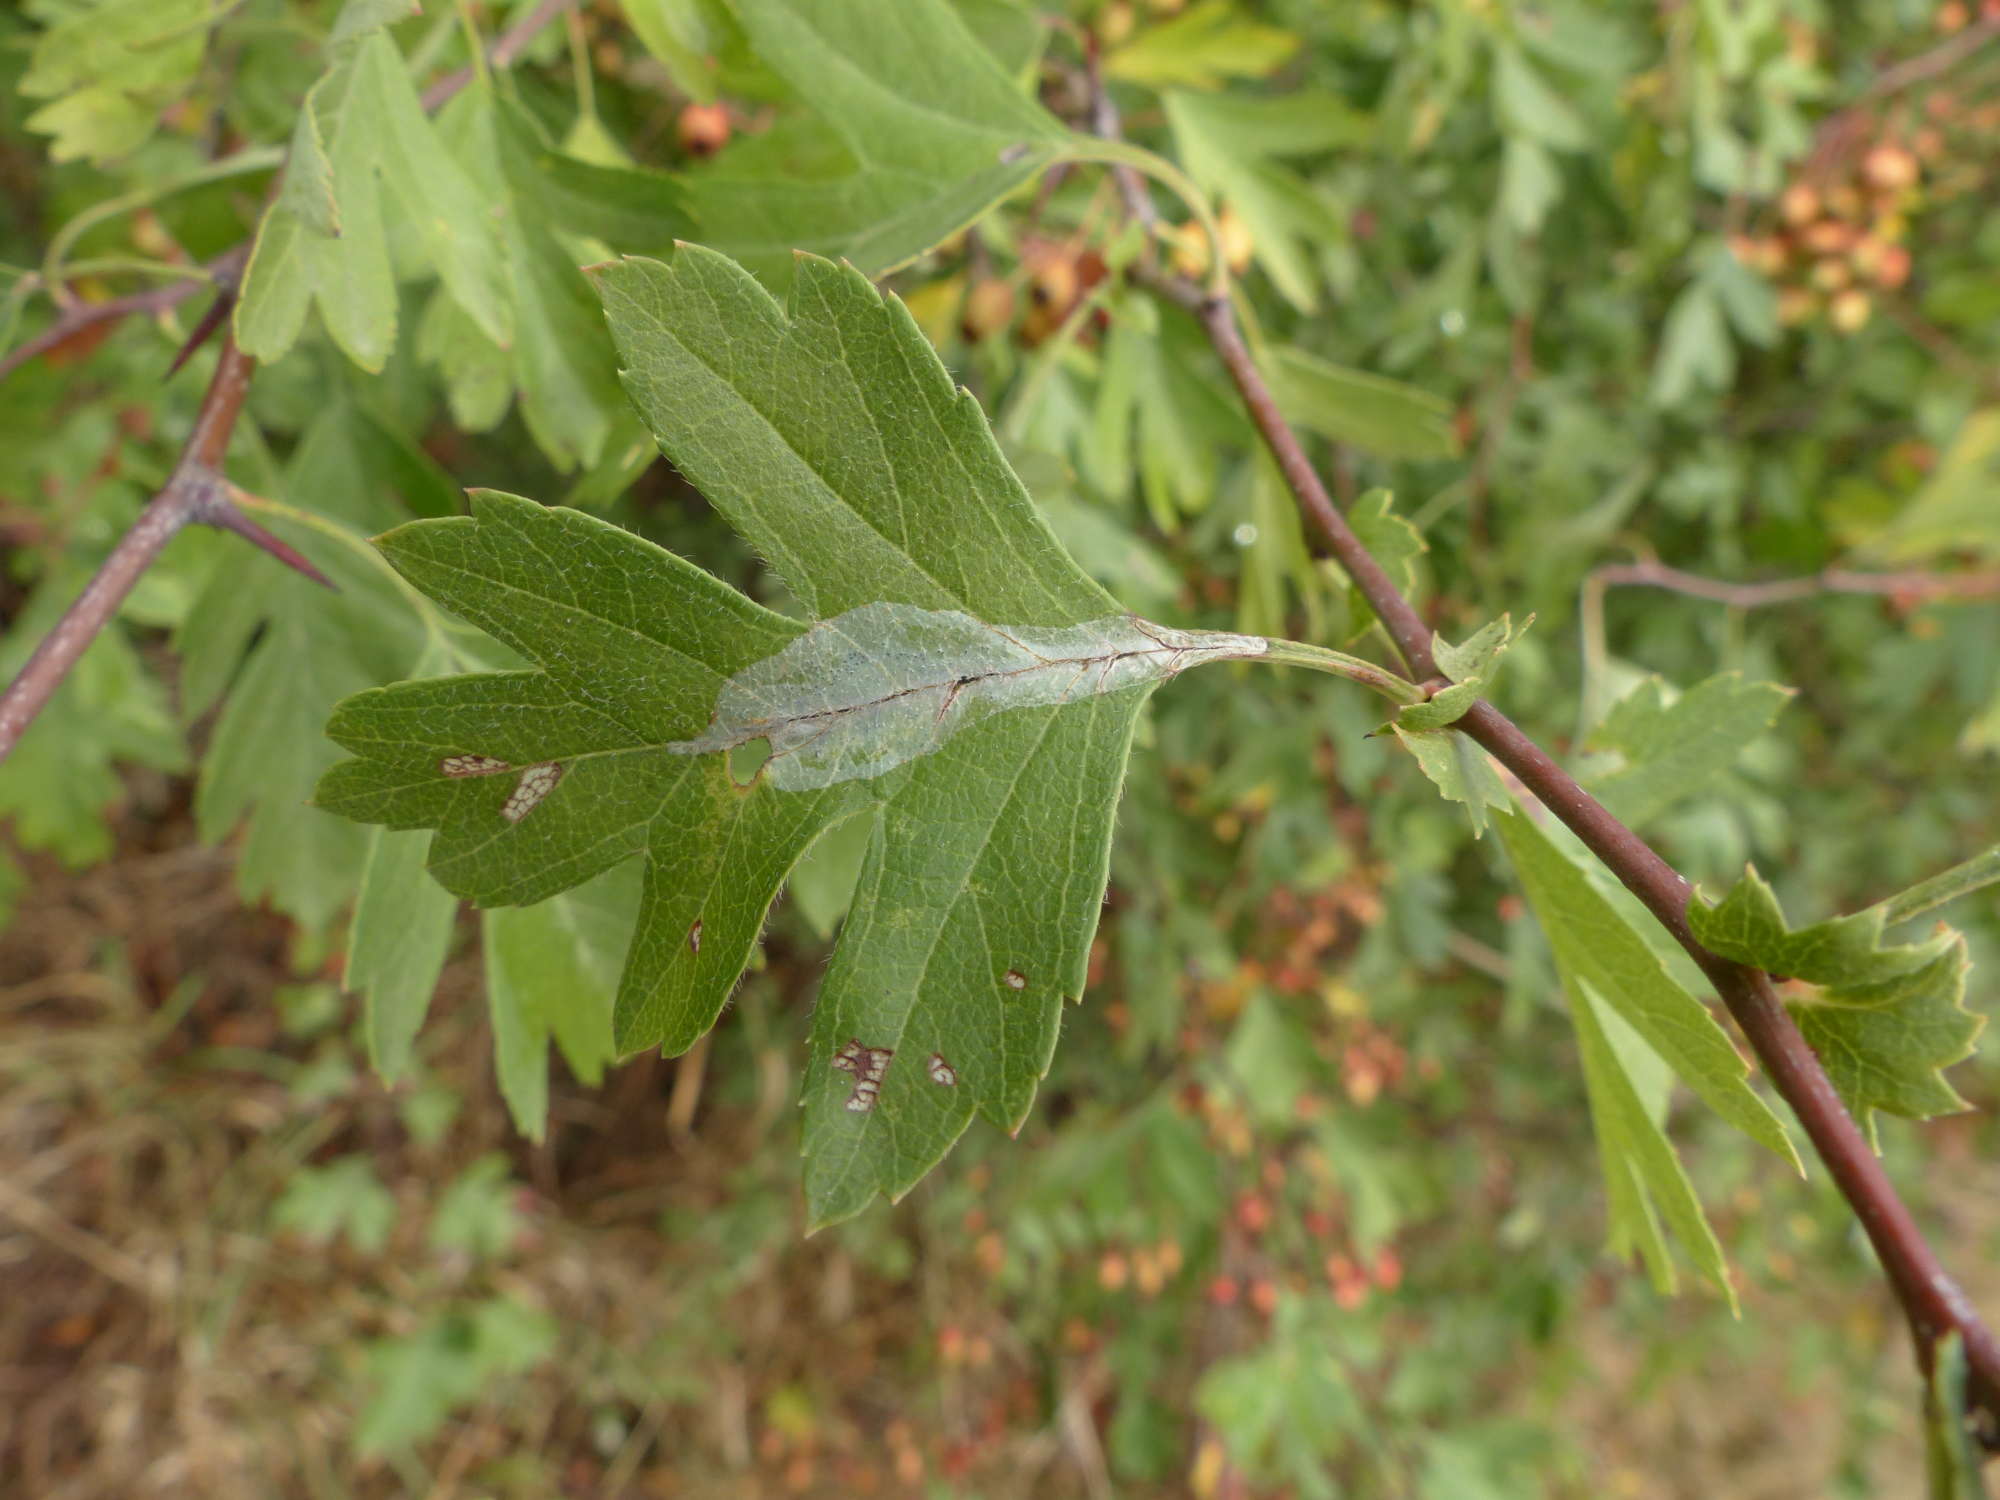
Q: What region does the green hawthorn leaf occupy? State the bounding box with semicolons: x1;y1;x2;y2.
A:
1270;348;1461;459
483;864;636;1140
187;406;438;931
1434;615;1525;686
347;826;459;1082
0;568;186;865
434;91;648;469
1858;409;2000;565
319;248;1272;1225
1493;44;1592;152
1104;2;1300;90
237;26;512;371
1394;683;1480;732
1392;726;1506;836
1497;809;1798;1168
1337;489;1427;641
684;0;1074;283
1688;868;1983;1143
21;0;212;163
1585;673;1793;829
1165;92;1359;310
1568;969;1735;1305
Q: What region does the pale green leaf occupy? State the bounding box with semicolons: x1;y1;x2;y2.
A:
483;865;637;1139
1165;92;1355;310
22;0;212;163
1925;1335;1994;1500
1496;809;1798;1168
1392;726;1506;836
347;826;459;1082
1568;972;1736;1305
684;0;1073;283
1585;673;1793;829
1493;44;1590;152
1649;281;1734;406
1270;349;1460;460
1858;409;2000;564
1339;488;1428;641
1105;1;1300;90
237;30;512;370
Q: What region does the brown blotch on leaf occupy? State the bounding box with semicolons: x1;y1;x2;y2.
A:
1003;969;1027;990
688;918;703;955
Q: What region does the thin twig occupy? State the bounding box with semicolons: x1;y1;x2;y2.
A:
1861;16;2000;101
2;0;581;758
0;246;246;385
3;0;573;385
1589;557;2000;610
421;0;576;110
0;336;329;764
1143;269;2000;1443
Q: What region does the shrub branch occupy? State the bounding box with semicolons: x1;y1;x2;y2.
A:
1144;268;2000;1445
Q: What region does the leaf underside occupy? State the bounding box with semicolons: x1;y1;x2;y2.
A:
317;247;1248;1226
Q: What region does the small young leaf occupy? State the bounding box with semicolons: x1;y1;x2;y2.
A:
271;1156;397;1256
1585;673;1792;829
1339;489;1427;641
1689;868;1983;1143
1392;726;1507;836
1433;614;1526;686
1394;681;1481;732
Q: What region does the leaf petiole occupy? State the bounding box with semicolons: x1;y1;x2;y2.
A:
1873;843;2000;928
1256;637;1425;705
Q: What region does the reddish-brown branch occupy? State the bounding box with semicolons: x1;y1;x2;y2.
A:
1149;272;2000;1443
0;337;329;764
0;246;247;385
2;0;582;758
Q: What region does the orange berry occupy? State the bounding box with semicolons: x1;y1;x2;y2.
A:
1937;0;1970;30
1234;1192;1272;1235
1872;243;1912;290
1206;1275;1240;1307
1779;183;1819;225
1098;0;1136;44
1863;144;1920;193
1777;288;1817;326
1097;1251;1129;1291
676;101;731;158
1248;1278;1279;1317
1800;219;1855;256
1372;1246;1404;1292
957;279;1016;343
1810;258;1853;291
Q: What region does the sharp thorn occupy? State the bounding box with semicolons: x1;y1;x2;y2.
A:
204;499;337;590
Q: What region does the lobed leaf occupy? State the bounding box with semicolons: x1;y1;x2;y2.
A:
1585;673;1792;830
319;249;1266;1224
1689;868;1983;1143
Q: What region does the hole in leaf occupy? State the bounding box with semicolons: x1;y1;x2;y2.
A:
728;737;772;787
